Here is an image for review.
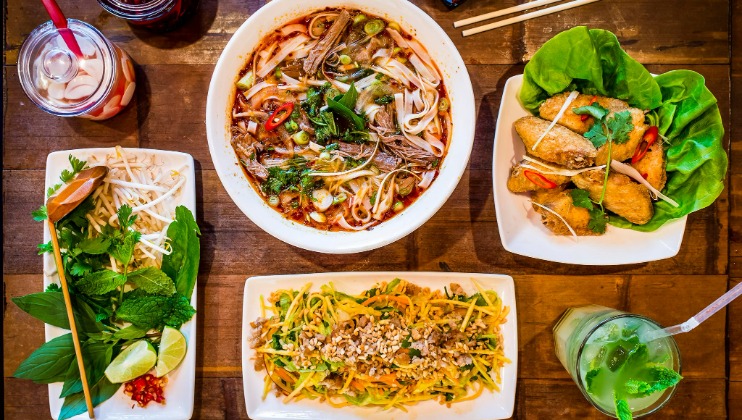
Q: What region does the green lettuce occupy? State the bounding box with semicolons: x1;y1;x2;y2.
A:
519;26;727;231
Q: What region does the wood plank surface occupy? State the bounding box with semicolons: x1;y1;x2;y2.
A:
3;0;737;419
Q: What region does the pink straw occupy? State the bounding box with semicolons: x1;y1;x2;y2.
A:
41;0;85;59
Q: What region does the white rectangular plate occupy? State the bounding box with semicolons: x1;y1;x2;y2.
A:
492;75;687;265
242;271;517;420
44;148;197;420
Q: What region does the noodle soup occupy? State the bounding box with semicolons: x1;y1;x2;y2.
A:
229;8;450;232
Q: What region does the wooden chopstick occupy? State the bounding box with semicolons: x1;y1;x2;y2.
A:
454;0;564;28
462;0;602;37
48;219;96;418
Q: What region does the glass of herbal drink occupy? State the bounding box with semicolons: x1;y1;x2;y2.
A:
553;305;682;419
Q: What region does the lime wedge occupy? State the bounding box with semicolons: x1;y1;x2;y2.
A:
155;326;187;377
104;340;156;383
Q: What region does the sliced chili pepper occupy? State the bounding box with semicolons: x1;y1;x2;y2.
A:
631;126;659;164
265;102;295;131
641;173;648;180
580;95;599;121
524;170;557;189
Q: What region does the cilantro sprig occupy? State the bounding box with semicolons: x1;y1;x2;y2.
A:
573;102;634;205
570;189;608;234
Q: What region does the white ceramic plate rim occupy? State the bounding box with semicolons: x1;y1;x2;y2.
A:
492;75;687;265
241;271;517;420
44;148;197;420
205;0;475;254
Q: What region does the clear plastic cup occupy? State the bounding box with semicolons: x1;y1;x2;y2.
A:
97;0;199;31
553;305;681;418
17;19;136;121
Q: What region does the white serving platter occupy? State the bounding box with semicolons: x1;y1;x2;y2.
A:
242;271;517;420
492;75;687;265
44;148;197;420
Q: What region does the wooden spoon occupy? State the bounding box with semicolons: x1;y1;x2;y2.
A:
46;165;108;419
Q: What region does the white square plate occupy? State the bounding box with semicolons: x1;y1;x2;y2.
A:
492;75;687;265
242;272;517;420
44;148;197;419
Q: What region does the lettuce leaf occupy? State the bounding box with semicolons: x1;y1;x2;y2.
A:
519;27;727;231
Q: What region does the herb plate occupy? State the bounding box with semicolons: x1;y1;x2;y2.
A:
241;272;517;420
44;148;197;419
492;75;687;265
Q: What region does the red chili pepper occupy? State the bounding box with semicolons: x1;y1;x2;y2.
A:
265;102;294;131
580;95;599;121
631;126;659;164
524;170;557;189
641;173;648;180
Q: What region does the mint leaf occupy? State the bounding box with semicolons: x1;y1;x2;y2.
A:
127;267;176;296
625;365;682;397
585;368;601;393
588;208;608;234
14;333;75;383
75;270;126;295
615;395;633;420
37;241;54;255
58;376;120;420
116;294;195;330
161;206;201;300
606;110;634;144
77;236;111;255
570;189;594;209
164;294;197;329
572;102;608;120
32;205;48;221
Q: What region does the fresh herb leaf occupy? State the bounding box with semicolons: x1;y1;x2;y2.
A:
32;206;48;221
614;394;633;420
161;206;201;300
75;270;127;296
624;365;682;397
570;189;594;209
112;325;150;340
13;333;76;383
116;293;196;330
584;121;608;148
59;340;113;398
37;241;54;254
127;267;176;296
585;368;601;393
58;376;120;420
116;204;137;229
572;102;608;120
12;292;74;330
69;261;93;277
327;97;366;130
588;208;609;234
409;348;422;358
109;230;140;267
605;110;634;144
337;82;359;110
46;283;61;292
77;236;111;255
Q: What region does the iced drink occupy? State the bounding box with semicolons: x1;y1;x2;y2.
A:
554;305;682;419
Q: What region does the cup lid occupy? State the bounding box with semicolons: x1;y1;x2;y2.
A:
18;19;116;116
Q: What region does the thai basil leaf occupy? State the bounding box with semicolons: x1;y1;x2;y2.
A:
14;334;75;383
161;206;200;300
58;376;121;420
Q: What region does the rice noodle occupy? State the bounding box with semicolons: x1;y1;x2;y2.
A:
334;214;377;231
242;81;276;101
532;90;579;151
609;160;680;207
257;34;310;78
281;24;307;37
418;170;436;189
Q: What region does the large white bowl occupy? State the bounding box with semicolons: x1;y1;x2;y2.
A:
206;0;475;253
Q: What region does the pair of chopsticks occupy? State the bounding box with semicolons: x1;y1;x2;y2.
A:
455;0;602;36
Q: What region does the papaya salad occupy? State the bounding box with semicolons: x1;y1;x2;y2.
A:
248;278;510;409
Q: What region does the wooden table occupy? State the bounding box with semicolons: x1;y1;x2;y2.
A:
3;0;739;418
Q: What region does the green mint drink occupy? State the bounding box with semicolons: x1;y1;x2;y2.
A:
554;306;682;419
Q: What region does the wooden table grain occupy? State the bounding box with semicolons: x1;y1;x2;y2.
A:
3;0;739;418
